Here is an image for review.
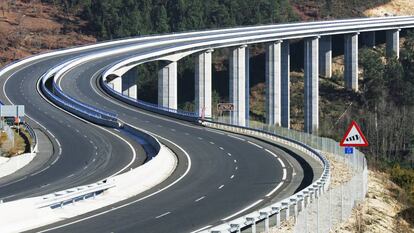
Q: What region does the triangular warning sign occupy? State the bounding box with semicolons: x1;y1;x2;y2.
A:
340;121;369;147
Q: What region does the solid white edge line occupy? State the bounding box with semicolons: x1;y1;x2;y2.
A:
221;199;263;221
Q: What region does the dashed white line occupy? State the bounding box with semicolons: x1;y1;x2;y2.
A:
218;185;224;189
227;153;232;156
219;147;224;150
195;196;206;202
230;175;235;179
233;159;237;163
235;166;238;170
209;141;215;145
247;141;263;149
227;134;246;141
277;158;286;168
197;137;203;140
155;212;171;219
265;148;278;158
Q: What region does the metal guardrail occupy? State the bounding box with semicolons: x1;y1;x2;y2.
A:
21;122;37;153
37;180;115;209
101;78;199;122
39;67;120;128
201;121;330;233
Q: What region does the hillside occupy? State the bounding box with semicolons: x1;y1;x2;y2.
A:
0;0;95;67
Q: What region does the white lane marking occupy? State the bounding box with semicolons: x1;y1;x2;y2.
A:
233;159;237;163
219;147;224;150
218;185;224;190
51;155;60;165
197;137;203;140
227;153;232;157
209;141;215;145
277;158;286;168
67;174;75;178
184;132;190;136
189;225;213;233
235;166;238;170
230;175;235;179
226;134;245;141
194;196;206;202
265;148;278;158
30;165;50;177
265;182;284;197
39;125;192;232
247;140;263;149
170;128;176;132
282;168;287;180
155;212;171;219
221;199;264;221
35;78;137;177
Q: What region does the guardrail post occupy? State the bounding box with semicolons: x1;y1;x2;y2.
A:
290;198;298;217
245;217;256;233
282;202;289;219
229;224;241;233
297;194;304;212
259;211;270;232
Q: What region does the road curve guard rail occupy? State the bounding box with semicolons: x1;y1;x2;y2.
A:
40;62;120;128
100;76;199;122
201;121;330;233
21;122;38;153
36;180;115;209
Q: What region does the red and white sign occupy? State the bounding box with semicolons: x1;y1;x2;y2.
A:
340;121;369;147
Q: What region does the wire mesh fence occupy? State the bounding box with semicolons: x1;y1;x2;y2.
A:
214;118;368;233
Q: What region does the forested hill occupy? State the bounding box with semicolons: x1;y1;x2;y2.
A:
44;0;298;39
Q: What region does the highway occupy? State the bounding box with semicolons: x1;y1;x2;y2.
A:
0;17;406;232
0;40;310;233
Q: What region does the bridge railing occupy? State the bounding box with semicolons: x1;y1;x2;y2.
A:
201;121;330;232
204;119;367;233
100;78;199;122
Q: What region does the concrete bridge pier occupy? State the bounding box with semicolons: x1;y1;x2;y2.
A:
109;76;122;93
281;41;290;129
344;33;359;91
265;41;282;126
319;36;332;78
386;29;400;58
304;37;319;134
230;45;249;127
195;50;213;118
158;61;178;110
122;67;138;99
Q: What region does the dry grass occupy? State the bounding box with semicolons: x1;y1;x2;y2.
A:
364;0;414;16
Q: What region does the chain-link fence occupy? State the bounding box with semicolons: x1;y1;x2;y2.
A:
214;118;368;233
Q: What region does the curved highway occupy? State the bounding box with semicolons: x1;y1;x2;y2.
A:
1;17;408;232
